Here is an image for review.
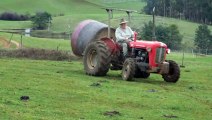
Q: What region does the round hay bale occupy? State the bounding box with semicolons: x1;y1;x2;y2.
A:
71;20;115;56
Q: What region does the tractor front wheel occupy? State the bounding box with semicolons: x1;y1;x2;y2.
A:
162;60;180;83
83;41;111;76
122;58;135;81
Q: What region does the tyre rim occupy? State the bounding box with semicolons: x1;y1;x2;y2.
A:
123;64;130;78
87;49;98;69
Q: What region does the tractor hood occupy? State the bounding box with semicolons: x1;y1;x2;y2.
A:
129;40;168;49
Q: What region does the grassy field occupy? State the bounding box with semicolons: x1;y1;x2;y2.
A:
0;1;211;120
0;53;211;120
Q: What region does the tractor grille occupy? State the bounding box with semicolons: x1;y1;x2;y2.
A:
155;47;166;63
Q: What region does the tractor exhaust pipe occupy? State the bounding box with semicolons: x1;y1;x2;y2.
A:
152;7;156;41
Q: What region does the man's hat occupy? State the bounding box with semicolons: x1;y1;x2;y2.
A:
119;18;128;25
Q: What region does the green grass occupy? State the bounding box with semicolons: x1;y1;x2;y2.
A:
0;0;144;14
0;0;103;15
103;0;146;11
51;14;109;33
0;53;211;119
0;20;31;30
0;32;70;51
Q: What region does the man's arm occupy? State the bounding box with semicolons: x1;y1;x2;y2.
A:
127;27;134;40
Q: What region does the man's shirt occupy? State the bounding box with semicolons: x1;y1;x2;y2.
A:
115;26;134;42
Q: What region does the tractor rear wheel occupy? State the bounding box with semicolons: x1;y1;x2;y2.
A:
134;68;150;78
83;41;111;76
162;60;180;83
122;58;135;81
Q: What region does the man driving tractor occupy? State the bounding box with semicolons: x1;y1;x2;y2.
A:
115;18;134;57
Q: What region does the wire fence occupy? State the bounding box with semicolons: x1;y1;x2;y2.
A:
192;49;212;56
173;49;212;56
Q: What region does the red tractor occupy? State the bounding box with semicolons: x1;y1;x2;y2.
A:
71;8;180;82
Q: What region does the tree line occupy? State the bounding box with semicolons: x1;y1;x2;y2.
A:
0;11;52;30
144;0;212;25
0;12;30;21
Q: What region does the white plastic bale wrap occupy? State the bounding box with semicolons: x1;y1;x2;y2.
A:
71;20;115;56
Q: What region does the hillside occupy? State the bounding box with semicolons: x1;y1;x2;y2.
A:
0;0;211;49
0;0;144;14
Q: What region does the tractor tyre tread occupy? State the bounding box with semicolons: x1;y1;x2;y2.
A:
162;60;180;83
83;40;111;76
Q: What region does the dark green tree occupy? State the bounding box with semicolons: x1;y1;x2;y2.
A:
140;21;154;40
31;12;52;30
167;24;183;50
211;35;212;49
194;24;212;50
140;21;182;50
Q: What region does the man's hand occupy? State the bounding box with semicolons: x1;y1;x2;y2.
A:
124;39;132;43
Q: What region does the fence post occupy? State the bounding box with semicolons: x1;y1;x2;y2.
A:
180;49;185;68
192;49;194;57
9;33;13;44
206;49;208;55
20;34;23;49
57;44;60;51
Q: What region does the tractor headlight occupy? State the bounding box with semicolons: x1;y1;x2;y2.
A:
147;48;152;52
167;49;171;54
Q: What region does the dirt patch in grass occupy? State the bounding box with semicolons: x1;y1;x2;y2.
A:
90;82;101;87
0;37;10;48
0;37;19;48
103;111;121;116
163;114;178;118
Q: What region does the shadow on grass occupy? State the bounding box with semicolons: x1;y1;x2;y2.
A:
105;73;172;85
66;69;178;86
134;78;166;85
